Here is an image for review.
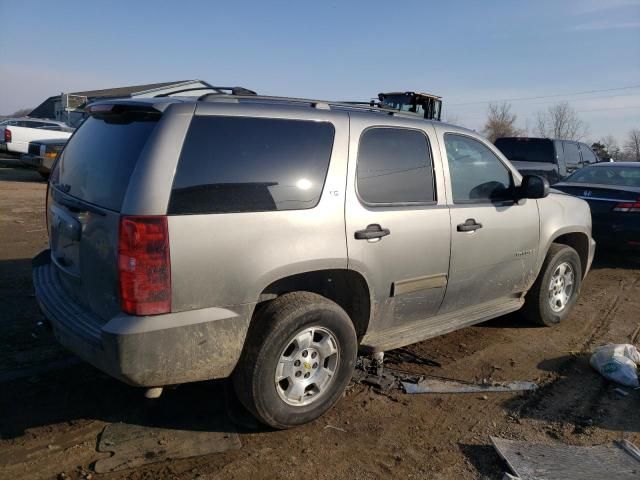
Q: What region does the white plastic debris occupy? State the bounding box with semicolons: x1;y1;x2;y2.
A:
590;344;640;388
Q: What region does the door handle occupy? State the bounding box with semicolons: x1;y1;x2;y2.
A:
457;218;483;232
355;224;391;240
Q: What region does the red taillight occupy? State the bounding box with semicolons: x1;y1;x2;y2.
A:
613;198;640;213
118;216;171;316
4;128;11;142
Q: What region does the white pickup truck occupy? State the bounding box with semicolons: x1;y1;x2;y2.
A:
0;118;73;156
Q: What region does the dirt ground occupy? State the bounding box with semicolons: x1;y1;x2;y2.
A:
1;158;639;480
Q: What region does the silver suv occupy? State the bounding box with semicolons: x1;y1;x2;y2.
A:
33;93;595;429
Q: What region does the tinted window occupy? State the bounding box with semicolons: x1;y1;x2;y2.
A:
169;116;335;214
566;166;640;187
39;124;62;131
55;111;159;211
580;145;597;164
563;142;581;167
494;138;555;163
445;134;512;203
357;127;434;204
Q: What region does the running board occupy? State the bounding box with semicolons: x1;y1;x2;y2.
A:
360;297;524;353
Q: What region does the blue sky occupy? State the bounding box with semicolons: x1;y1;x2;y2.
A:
0;0;638;143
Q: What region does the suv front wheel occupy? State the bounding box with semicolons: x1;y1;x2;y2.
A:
233;292;358;429
523;243;582;326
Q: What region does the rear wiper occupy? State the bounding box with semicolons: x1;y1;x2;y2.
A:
55;193;106;216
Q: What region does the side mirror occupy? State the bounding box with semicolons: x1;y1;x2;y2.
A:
519;175;550;199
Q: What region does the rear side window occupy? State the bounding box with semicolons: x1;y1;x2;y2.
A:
356;127;435;204
55;112;159;211
563;142;581;167
169;116;335;214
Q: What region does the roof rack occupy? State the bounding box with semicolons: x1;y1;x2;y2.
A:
155;86;257;98
198;93;424;119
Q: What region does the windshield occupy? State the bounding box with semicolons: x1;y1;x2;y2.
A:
565;166;640;187
494;138;555;163
53;110;159;211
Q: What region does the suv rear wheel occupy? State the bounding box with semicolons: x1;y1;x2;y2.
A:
523;243;582;326
233;292;357;429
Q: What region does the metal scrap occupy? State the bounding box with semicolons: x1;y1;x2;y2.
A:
352;356;423;393
491;436;640;480
402;379;538;394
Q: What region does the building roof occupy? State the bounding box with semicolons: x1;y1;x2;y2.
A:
28;80;200;120
68;80;194;99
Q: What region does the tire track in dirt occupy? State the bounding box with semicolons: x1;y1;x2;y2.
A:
507;270;640;440
581;292;621;351
505;278;619;414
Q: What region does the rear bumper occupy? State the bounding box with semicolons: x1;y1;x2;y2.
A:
20;154;43;168
593;219;640;250
32;250;253;387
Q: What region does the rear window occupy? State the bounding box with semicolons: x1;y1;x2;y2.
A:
566;166;640;187
54;111;159;211
169;116;335;214
494;138;555;163
38;124;62;131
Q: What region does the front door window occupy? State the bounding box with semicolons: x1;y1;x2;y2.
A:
444;134;512;203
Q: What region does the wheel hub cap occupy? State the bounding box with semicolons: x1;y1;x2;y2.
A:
275;327;340;406
548;261;574;313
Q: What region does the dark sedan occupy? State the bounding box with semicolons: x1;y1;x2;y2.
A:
553;162;640;250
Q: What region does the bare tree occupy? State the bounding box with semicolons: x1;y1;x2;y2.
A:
10;108;33;117
624;129;640;161
600;135;623;161
600;135;618;151
483;102;522;142
0;108;33;120
534;102;589;141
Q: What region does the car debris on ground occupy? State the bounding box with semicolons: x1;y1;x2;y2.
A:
352;351;537;396
590;343;640;387
402;379;538;394
491;436;640;480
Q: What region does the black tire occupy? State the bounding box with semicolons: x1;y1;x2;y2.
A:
233;292;357;429
523;243;582;327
